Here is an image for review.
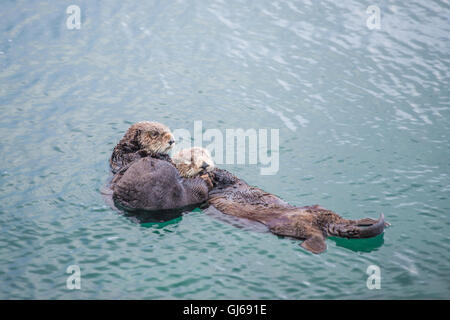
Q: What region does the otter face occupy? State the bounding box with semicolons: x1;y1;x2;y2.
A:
173;147;215;178
132;121;175;155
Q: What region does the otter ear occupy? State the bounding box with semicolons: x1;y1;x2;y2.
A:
130;129;142;147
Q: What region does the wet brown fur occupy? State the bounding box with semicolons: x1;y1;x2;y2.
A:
111;157;209;211
202;168;385;253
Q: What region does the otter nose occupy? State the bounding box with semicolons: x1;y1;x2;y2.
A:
201;161;209;170
168;139;175;145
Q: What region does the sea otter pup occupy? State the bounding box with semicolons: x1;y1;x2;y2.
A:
173;148;387;254
172;147;215;183
111;156;209;212
110;121;175;174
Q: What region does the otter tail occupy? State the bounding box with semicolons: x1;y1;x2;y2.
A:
327;213;386;239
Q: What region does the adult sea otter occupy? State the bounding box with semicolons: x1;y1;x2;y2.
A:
107;123;210;214
173;148;387;254
110;121;175;174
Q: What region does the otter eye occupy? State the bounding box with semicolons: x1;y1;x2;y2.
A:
150;131;159;138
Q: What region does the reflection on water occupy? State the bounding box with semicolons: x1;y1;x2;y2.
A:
140;216;183;229
123;208;184;225
331;234;385;253
116;202;199;224
0;0;449;299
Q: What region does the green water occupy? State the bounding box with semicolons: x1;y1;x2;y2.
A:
0;0;449;299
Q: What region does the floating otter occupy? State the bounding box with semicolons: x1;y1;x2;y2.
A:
110;121;175;174
173;148;387;254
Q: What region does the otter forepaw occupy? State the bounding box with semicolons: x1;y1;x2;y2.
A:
200;174;214;190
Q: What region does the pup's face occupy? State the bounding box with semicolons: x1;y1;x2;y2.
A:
135;121;175;155
173;147;215;178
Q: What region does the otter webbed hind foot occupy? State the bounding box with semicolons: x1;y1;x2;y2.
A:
354;215;390;227
328;213;386;239
300;235;327;254
356;213;387;237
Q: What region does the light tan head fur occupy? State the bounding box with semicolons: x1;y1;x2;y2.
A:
124;121;175;155
173;147;215;178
